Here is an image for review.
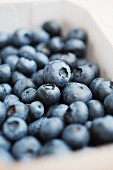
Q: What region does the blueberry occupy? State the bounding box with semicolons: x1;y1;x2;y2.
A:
0;32;10;48
32;69;44;87
5;55;19;71
85;121;92;130
34;52;49;69
50;52;77;69
90;77;105;98
3;94;19;110
87;100;104;120
28;117;48;137
0;102;6;125
97;80;113;101
0;46;18;62
12;28;32;47
37;84;61;106
21;88;37;104
90;116;113;144
0;149;14;162
3;117;27;141
64;101;88;124
0;134;11;150
11;71;26;85
12;136;42;160
7;101;29;120
87;63;100;77
49;37;64;53
0;83;12;100
67;28;88;43
43;60;71;87
63;82;92;104
0;64;11;83
62;124;90;149
47;104;68;121
13;78;35;98
29;101;44;120
18;45;36;60
42;20;61;36
16;57;37;76
40;117;64;141
41;139;71;155
32;27;50;44
73;65;95;85
75;58;89;67
65;38;86;57
104;93;113;115
35;42;51;56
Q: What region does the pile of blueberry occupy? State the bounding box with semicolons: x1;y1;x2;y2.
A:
0;20;113;162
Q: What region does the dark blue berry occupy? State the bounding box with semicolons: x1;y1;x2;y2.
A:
5;55;19;71
3;117;27;141
64;101;88;124
11;71;26;85
0;64;11;83
37;84;61;106
3;94;19;110
63;82;92;104
29;101;44;120
43;60;71;87
0;83;12;100
104;93;113;115
21;88;37;104
49;36;64;53
12;136;41;160
32;69;44;87
87;100;104;120
0;32;10;48
62;124;90;149
35;42;51;56
0;102;6;125
34;52;49;69
0;149;14;162
0;134;11;150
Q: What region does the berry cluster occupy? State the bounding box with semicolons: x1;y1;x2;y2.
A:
0;20;113;162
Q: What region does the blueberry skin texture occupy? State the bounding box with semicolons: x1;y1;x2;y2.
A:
32;27;50;44
75;58;90;67
41;139;71;155
34;52;49;69
0;64;11;83
0;149;14;162
16;57;37;76
7;101;29;120
28;117;48;137
0;102;6;125
43;60;71;87
0;32;10;48
0;134;11;150
73;65;95;85
29;101;44;120
97;80;113;101
13;78;35;98
47;104;68;121
90;116;113;144
3;94;19;110
85;121;92;130
12;28;32;47
0;83;12;100
87;100;104;120
32;69;44;87
42;20;61;36
5;55;19;71
35;42;51;56
65;38;86;57
11;71;26;85
3;117;27;141
67;28;88;43
64;101;88;124
87;63;100;78
49;36;64;53
12;136;42;160
62;124;89;149
90;77;105;98
50;52;77;69
40;117;64;141
63;82;92;104
18;45;36;60
37;84;61;107
21;88;37;104
104;94;113;115
0;46;18;62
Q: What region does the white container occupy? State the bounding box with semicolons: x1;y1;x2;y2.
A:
0;1;113;170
